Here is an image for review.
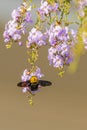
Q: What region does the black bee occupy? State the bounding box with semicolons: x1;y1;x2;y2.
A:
17;76;52;94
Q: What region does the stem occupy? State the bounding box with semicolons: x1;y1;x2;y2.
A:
27;46;38;72
60;10;64;22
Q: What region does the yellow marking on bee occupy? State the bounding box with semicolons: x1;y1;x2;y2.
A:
30;76;38;83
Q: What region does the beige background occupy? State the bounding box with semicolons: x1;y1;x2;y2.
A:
0;0;87;130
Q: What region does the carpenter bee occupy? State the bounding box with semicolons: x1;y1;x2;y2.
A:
17;76;52;94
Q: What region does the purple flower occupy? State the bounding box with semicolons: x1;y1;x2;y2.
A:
47;24;77;47
21;67;44;82
21;67;44;93
48;42;73;68
38;1;49;16
49;3;58;12
48;46;64;68
58;27;69;41
38;0;58;17
21;69;30;82
3;20;22;43
22;87;29;93
58;42;70;56
27;27;47;47
53;55;64;68
82;32;87;49
25;12;33;23
18;41;23;46
11;9;21;21
47;24;70;46
3;1;32;46
77;0;87;17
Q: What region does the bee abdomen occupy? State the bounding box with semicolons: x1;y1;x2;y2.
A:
30;83;39;91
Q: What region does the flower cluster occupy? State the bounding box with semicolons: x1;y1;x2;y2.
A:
48;42;73;68
77;0;87;18
26;27;47;48
3;0;87;98
47;24;70;46
21;66;44;82
38;0;58;18
47;24;76;68
3;2;32;47
21;67;44;93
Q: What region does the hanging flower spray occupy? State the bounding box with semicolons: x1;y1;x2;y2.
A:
3;0;87;105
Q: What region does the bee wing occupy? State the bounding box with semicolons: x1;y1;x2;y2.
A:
17;80;30;87
39;80;52;87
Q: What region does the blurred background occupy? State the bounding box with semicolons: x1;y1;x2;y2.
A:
0;0;87;130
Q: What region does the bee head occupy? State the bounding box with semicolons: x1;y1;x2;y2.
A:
30;76;38;84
